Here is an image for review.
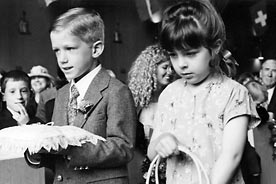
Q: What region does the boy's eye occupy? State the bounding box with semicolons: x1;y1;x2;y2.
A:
21;88;28;93
53;49;59;53
66;47;75;51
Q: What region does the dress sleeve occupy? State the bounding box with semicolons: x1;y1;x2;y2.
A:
150;87;174;141
223;85;260;129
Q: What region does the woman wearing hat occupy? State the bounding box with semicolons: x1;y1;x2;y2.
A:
27;65;54;119
28;65;54;104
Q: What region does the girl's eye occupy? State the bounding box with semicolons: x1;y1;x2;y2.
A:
168;52;177;57
186;51;197;56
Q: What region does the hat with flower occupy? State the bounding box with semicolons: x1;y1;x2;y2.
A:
28;65;53;79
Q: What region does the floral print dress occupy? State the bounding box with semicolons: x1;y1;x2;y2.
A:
151;75;260;184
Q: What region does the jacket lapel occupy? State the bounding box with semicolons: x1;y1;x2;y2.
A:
54;84;70;126
73;69;109;128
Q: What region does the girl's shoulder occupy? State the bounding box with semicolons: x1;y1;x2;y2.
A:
160;79;185;95
220;76;248;91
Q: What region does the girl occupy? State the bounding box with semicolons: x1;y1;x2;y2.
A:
147;1;260;184
128;44;175;184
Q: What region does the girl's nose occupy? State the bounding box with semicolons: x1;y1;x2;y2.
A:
178;58;188;69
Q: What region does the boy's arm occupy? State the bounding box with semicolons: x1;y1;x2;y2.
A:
211;115;248;184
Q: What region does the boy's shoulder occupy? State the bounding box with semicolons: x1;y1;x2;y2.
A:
56;68;127;94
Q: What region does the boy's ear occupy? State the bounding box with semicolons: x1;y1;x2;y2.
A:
91;41;104;58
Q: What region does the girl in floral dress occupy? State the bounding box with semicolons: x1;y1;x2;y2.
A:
147;0;260;184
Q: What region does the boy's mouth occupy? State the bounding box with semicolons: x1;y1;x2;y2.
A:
63;66;73;71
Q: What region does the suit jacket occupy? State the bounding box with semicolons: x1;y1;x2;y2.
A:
26;68;137;184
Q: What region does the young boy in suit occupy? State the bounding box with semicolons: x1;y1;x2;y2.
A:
25;7;137;184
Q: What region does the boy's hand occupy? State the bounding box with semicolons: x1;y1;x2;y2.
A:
16;103;29;125
155;133;179;158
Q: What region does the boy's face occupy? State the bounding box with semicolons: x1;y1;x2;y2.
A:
50;30;95;81
3;79;30;112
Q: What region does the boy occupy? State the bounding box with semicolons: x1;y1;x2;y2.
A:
25;7;137;184
0;70;42;129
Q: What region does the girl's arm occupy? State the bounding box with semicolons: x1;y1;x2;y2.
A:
147;132;178;160
211;115;249;184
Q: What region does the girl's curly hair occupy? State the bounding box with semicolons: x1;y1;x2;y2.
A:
128;44;170;108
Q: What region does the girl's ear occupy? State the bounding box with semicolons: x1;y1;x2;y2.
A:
91;41;104;58
213;39;223;55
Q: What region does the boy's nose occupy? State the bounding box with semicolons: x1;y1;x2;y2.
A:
15;91;23;98
58;51;68;63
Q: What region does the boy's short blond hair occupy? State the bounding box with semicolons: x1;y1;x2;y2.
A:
50;7;104;46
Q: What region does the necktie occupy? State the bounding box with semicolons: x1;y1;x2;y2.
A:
68;84;80;125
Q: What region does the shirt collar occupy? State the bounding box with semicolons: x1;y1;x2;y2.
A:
267;86;275;103
71;64;102;100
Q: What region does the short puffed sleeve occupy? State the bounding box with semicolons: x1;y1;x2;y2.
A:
223;84;260;129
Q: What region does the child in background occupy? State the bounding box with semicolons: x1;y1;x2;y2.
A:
147;1;260;184
0;70;42;129
238;74;267;184
24;7;137;184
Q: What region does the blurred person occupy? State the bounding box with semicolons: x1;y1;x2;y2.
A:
28;65;54;105
127;43;175;184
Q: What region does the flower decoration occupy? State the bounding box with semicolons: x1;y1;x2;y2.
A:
78;100;93;114
268;119;276;160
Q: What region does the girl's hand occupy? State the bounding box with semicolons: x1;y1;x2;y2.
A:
16;103;29;125
155;133;179;158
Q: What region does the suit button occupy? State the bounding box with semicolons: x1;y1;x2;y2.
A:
56;174;63;182
66;155;72;161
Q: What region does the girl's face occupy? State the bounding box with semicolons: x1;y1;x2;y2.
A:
156;60;174;87
2;79;30;112
31;76;48;93
169;47;212;85
50;30;94;81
